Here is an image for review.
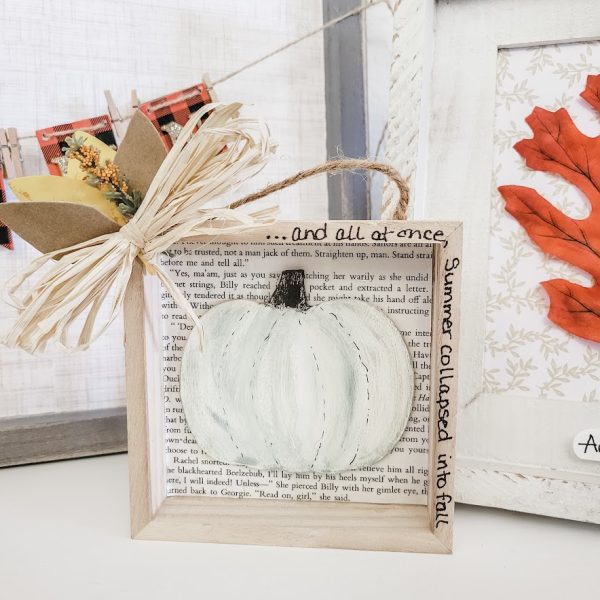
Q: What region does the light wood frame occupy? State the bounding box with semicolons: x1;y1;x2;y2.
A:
124;220;462;552
421;0;600;522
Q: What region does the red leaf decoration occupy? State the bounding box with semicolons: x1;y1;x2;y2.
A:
542;279;600;341
581;73;600;113
498;74;600;343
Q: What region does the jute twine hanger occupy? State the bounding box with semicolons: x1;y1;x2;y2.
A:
229;158;410;221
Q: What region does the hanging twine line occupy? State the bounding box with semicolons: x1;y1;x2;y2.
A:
2;103;409;354
212;0;388;87
14;0;387;143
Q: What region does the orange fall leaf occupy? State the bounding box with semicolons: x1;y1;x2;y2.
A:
498;74;600;343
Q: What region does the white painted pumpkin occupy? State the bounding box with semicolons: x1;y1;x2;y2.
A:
180;270;414;473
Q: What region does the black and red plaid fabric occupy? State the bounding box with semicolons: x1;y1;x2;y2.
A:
36;115;117;176
139;83;212;150
0;165;13;250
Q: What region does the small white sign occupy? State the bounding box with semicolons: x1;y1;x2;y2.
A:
573;429;600;462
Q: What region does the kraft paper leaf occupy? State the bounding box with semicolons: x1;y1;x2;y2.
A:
4;111;167;254
114;110;167;197
0;202;119;255
9;176;127;226
498;73;600;343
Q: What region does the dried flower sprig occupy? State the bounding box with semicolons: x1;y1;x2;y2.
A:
63;136;143;217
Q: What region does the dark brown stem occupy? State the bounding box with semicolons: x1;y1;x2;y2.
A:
268;269;309;310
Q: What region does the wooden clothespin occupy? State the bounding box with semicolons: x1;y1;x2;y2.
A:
0;130;12;178
131;89;140;112
203;73;218;101
7;128;24;177
0;129;17;179
104;90;127;143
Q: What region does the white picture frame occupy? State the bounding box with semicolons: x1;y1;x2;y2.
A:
416;0;600;522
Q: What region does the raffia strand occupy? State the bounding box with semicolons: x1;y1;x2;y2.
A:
3;103;277;353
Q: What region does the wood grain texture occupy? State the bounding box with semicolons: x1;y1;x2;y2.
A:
0;407;126;467
457;466;600;524
426;0;600;523
137;497;448;553
124;260;154;537
126;220;462;552
428;224;462;550
382;0;434;219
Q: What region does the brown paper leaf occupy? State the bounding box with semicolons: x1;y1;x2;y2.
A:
0;202;119;255
9;175;127;226
114;110;167;197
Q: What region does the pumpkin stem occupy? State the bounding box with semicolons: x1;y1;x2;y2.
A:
268;269;309;310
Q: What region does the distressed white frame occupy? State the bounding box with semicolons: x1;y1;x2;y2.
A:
382;0;435;219
420;0;600;522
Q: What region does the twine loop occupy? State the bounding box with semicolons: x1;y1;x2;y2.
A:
230;158;409;220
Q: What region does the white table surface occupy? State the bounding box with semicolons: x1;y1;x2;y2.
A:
0;453;596;599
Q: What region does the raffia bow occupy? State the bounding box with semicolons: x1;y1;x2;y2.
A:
2;103;278;353
2;101;410;355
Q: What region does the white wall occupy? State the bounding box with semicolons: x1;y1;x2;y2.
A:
0;0;328;219
0;0;394;416
0;0;328;416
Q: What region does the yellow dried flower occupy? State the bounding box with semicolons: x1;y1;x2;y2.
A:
67;142;139;217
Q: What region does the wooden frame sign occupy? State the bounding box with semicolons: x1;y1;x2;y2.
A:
124;220;462;553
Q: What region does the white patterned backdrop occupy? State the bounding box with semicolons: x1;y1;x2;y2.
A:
485;41;600;402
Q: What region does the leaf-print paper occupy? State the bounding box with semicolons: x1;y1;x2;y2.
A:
485;41;600;401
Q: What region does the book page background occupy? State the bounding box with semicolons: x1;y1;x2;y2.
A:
160;240;433;505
